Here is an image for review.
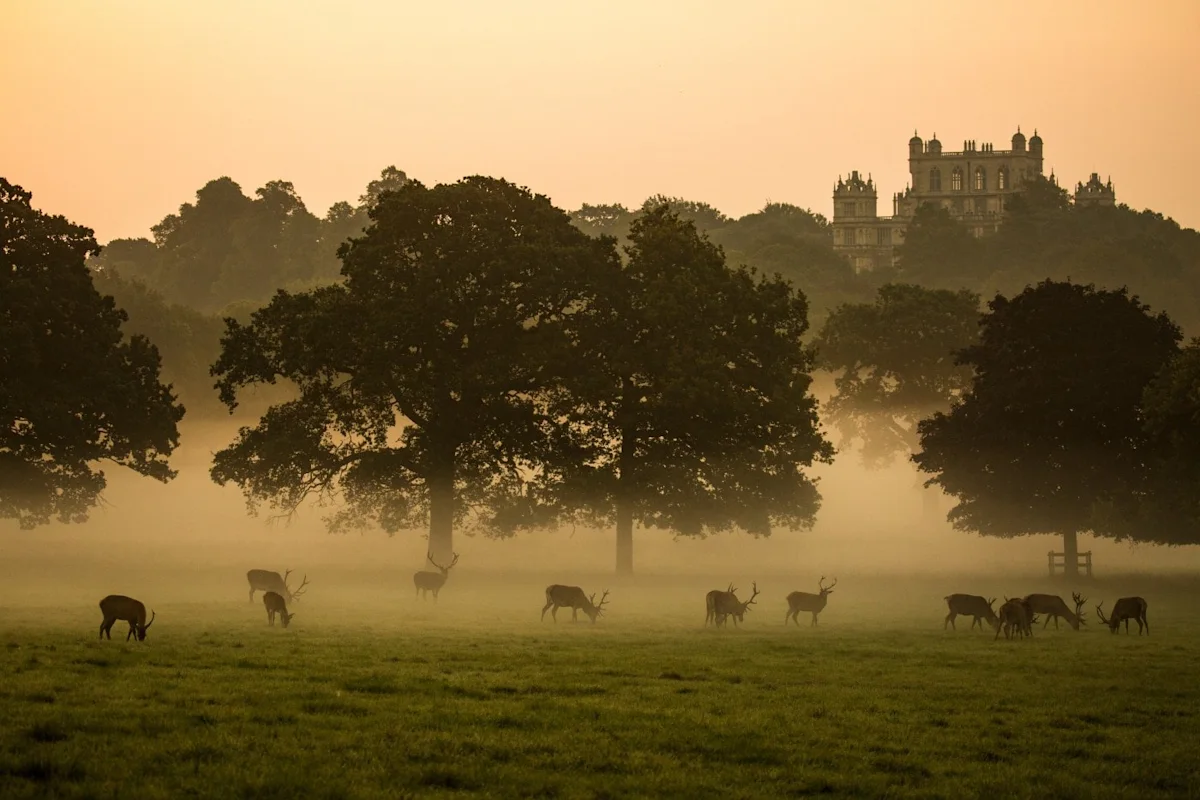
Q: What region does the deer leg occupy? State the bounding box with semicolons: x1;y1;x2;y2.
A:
571;608;579;623
249;588;255;603
810;612;818;627
1142;615;1149;635
551;606;559;623
432;588;439;603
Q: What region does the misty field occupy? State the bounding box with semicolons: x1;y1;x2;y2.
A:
1;571;1198;799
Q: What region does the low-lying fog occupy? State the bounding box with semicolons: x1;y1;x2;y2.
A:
3;418;1198;612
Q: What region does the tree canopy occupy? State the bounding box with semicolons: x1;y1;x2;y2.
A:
914;280;1181;572
210;176;616;561
815;284;980;468
535;205;833;573
0;178;185;528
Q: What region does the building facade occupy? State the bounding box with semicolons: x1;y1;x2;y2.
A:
833;129;1114;272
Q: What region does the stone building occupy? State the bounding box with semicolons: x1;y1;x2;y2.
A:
1075;173;1116;207
833;129;1115;272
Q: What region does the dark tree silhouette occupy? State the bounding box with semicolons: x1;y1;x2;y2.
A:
536;205;833;574
0;178;184;528
816;284;980;468
210;177;616;562
914;281;1181;576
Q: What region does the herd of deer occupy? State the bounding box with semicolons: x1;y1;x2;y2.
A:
944;592;1151;639
93;551;1151;643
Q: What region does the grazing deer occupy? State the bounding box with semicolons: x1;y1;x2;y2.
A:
99;595;156;642
709;582;760;628
943;594;999;631
262;591;294;628
413;552;460;601
541;585;610;623
785;576;837;627
246;569;309;604
1022;592;1086;630
1095;598;1149;635
995;597;1035;640
705;583;737;627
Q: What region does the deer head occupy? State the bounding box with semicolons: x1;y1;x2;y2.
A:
1072;592;1087;624
585;590;610;622
428;552;460;576
280;609;295;629
137;610;156;641
818;576;837;596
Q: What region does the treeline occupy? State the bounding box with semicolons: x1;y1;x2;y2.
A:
6;173;1200;577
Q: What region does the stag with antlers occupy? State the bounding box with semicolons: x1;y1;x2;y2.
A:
705;583;737;627
99;595;156;642
943;594;999;631
541;585;609;623
246;569;309;604
786;577;836;627
1022;592;1087;630
1095;598;1149;635
708;582;759;628
413;552;460;601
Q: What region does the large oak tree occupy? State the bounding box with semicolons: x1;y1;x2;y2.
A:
535;206;833;574
0;178;184;528
210;177;617;561
914;280;1181;575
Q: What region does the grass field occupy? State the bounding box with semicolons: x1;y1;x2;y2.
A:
1;571;1197;799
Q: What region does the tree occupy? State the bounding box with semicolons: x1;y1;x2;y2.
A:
0;178;185;527
815;284;980;468
536;205;833;574
569;203;636;242
640;195;730;234
1115;339;1200;544
209;177;616;561
894;203;984;290
913;281;1181;576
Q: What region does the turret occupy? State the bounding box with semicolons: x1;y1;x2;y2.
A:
1012;127;1026;153
1029;129;1043;158
909;131;923;158
926;133;942;156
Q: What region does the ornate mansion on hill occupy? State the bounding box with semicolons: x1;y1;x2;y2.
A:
833;128;1116;272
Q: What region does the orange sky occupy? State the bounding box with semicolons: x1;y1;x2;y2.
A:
3;1;1198;242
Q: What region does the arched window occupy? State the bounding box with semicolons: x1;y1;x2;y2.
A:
998;167;1008;190
974;167;987;191
950;168;963;192
929;168;942;192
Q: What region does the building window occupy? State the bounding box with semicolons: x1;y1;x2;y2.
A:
877;228;885;245
842;202;855;217
997;167;1008;190
951;168;963;192
929;168;941;192
974;167;986;191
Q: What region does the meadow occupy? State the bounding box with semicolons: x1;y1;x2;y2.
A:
1;568;1197;799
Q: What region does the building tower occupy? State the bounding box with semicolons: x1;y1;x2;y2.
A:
1074;173;1117;207
832;170;899;273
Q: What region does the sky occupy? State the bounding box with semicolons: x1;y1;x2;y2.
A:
3;1;1199;243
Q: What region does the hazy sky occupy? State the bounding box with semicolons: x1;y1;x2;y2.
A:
4;1;1198;243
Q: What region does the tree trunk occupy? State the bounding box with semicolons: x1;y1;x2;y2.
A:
616;499;633;576
427;462;455;566
1062;530;1079;579
615;409;635;576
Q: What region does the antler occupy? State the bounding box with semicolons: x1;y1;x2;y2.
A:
744;582;759;605
291;574;310;599
427;552;460;573
1094;602;1110;625
1073;592;1087;622
596;590;610;611
987;597;996;608
819;576;837;593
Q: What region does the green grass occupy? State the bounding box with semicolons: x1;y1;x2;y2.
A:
1;574;1197;798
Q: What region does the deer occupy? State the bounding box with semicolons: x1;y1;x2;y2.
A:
262;591;294;628
246;569;309;604
1095;598;1149;635
995;596;1035;640
541;585;610;623
1022;592;1087;630
99;595;156;642
709;582;760;628
943;594;999;631
705;583;738;627
785;576;837;627
413;552;460;601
